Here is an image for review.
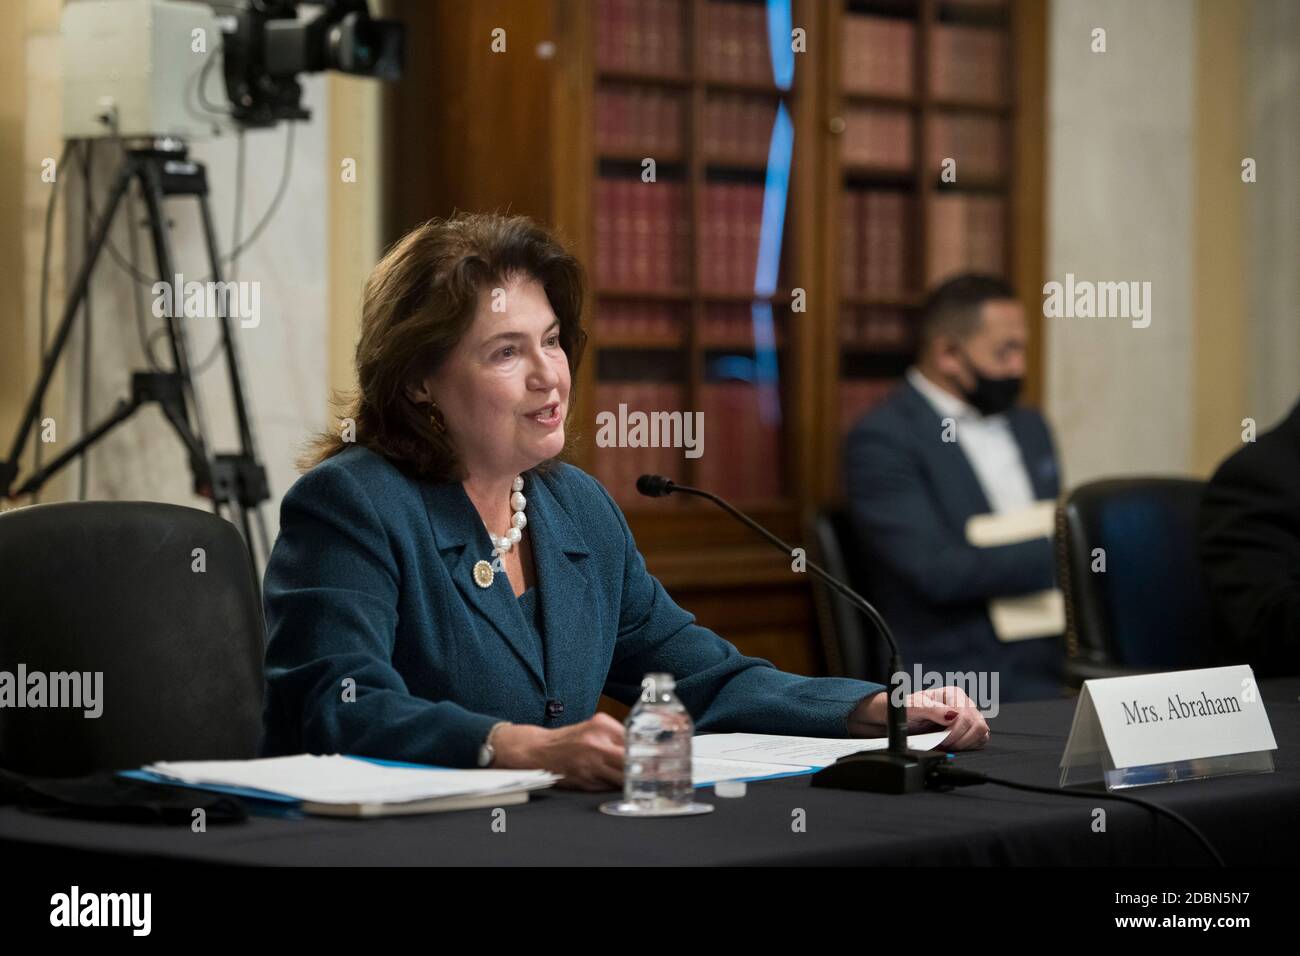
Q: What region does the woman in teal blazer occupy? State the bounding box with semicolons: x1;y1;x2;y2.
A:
262;214;988;789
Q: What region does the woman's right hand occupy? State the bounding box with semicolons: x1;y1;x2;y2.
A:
491;713;626;791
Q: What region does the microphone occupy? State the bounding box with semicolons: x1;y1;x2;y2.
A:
635;474;675;498
637;474;949;793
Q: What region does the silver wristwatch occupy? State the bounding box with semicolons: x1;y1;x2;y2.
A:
477;721;509;768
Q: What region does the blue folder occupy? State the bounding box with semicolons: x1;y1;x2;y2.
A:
118;755;459;819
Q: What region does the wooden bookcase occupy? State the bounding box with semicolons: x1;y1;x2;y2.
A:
384;0;1045;677
817;0;1039;498
551;0;825;681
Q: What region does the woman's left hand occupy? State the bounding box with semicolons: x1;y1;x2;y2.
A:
851;685;990;751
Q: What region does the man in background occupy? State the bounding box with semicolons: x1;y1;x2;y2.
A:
843;274;1063;701
1199;397;1300;677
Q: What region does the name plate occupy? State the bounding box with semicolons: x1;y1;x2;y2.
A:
1060;665;1277;789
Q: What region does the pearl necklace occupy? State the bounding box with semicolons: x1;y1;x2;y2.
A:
472;475;527;588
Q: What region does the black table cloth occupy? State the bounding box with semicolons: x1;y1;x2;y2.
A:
2;678;1297;866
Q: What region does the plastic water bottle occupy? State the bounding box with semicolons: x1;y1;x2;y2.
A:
623;673;694;810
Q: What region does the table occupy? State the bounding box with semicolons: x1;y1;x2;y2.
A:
2;678;1297;866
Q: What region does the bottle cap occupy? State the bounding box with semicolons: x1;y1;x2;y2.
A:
714;779;747;798
640;673;675;700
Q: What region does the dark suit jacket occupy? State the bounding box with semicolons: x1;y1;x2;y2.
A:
842;380;1063;701
1199;399;1300;677
261;446;886;767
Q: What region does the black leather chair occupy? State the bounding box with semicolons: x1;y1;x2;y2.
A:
0;501;265;776
804;505;889;683
1055;477;1215;686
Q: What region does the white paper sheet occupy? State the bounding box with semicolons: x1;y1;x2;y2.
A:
691;731;951;785
145;754;560;805
965;502;1064;640
691;758;813;786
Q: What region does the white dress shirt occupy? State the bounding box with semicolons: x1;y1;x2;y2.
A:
906;366;1037;514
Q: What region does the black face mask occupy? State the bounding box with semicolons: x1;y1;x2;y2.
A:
958;352;1022;417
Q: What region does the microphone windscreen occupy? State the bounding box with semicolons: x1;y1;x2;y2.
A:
636;474;674;497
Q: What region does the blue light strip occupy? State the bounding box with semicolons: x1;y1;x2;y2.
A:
754;102;793;299
746;0;795;427
750;300;781;424
766;0;795;92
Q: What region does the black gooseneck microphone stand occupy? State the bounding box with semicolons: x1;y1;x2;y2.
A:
636;473;950;793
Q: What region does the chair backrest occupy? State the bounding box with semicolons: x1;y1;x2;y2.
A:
1056;478;1214;671
805;505;888;682
0;500;264;776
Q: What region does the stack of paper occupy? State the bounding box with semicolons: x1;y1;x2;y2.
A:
691;731;950;786
965;500;1065;641
139;754;560;817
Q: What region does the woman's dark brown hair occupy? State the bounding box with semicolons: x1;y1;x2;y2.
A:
299;212;587;482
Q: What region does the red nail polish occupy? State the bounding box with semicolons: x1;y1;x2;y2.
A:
944;710;958;721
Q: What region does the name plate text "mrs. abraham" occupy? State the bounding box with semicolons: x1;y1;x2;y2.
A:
1060;665;1277;787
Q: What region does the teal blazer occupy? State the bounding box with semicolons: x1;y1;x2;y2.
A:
261;445;886;767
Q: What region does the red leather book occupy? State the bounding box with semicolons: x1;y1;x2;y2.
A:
841;191;859;297
671;182;690;289
862;190;879;294
741;2;767;85
927;194;965;286
596;0;615;71
626;182;646;289
698;185;717;293
742;184;761;294
842;15;914;98
594;178;610;286
663;0;685;75
643;0;663;74
647;183;664;290
614;179;633;289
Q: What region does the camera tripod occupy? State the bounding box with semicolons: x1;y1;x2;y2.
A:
0;137;271;588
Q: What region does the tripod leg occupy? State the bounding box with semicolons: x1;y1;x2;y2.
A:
196;192;263;469
11;396;143;497
134;159;217;494
197;186;272;582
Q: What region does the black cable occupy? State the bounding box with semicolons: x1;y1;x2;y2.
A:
196;41;233;117
80;126;168;374
146;327;173;372
232;127;245;287
33;141;75;503
192;126;248;375
82;120;295;291
78;141;94;501
25;118;290;499
77;139;160;288
30;133;166;507
121;164;168;374
930;765;1226;867
217;120;294;270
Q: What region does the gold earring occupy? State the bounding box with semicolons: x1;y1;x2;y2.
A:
429;403;447;434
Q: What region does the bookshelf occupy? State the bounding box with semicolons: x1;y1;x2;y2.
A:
585;0;808;514
818;0;1025;498
385;0;1044;676
547;0;825;681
